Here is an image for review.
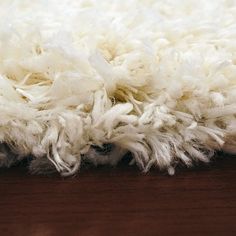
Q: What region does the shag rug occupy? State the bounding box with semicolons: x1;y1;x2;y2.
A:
0;0;235;176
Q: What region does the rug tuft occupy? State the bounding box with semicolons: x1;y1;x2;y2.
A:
0;0;235;175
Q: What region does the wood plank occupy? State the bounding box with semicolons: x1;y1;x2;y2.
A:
0;155;235;236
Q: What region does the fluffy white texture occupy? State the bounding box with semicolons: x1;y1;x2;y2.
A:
0;0;235;175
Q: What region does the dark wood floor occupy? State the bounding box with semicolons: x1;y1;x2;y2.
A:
0;155;235;236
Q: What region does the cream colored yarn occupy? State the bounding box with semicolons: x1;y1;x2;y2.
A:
0;0;235;175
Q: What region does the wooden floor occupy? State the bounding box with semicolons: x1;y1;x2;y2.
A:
0;155;235;236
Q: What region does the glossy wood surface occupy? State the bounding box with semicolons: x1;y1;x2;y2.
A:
0;155;235;236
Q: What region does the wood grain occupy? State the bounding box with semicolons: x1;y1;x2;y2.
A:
0;155;236;236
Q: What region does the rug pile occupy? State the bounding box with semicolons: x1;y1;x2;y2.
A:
0;0;235;175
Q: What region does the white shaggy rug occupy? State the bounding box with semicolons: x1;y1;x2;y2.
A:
0;0;235;176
